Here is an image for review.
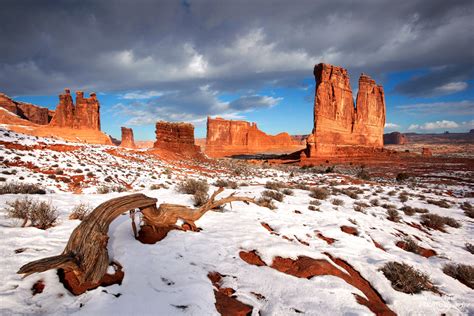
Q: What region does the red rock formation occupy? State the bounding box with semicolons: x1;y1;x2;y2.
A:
0;93;53;125
422;148;433;157
384;132;408;145
205;117;303;157
153;121;201;155
304;63;386;158
50;89;100;130
120;127;136;148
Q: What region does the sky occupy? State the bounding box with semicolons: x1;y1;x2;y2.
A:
1;0;473;140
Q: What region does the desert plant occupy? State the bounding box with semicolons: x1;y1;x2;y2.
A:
396;173;410;182
460;202;473;218
421;214;461;230
264;181;284;191
97;185;127;194
370;198;380;206
399;193;409;203
309;187;330;200
381;262;437;294
309;199;321;206
401;237;420;254
256;197;276;210
308;205;318;211
4;196;33;227
261;190;284;202
356;168;370;180
214;179;238;189
387;209;401;222
331;198;344;206
426;199;451;208
442;263;473;289
193;190;208;207
400;205;416;216
69;203;93;220
177;179;209;195
295;183;310;191
282;188;294;196
4;197;57;229
0;182;46;195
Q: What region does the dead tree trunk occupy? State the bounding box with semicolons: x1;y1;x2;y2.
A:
17;189;263;294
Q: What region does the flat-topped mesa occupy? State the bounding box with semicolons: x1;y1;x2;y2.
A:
154;121;201;155
0;93;53;125
304;63;386;158
384;132;408;145
205;117;303;158
120;127;136;148
50;89;100;130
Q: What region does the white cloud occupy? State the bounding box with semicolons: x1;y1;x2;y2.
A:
121;91;163;100
408;120;459;131
385;122;400;129
396;100;474;115
434;81;468;94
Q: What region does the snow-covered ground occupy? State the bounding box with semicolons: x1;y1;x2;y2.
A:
0;128;473;315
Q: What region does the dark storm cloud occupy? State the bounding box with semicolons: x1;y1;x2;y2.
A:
0;0;473;123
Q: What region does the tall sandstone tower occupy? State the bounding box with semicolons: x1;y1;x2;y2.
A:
305;63;385;157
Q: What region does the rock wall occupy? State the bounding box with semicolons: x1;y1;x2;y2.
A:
205;117;303;158
154;121;201;155
120;127;136;148
0;93;53;125
49;89;100;130
305;63;386;157
384;132;408;145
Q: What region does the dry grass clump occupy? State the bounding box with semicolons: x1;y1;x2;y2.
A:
69;203;93;220
97;185;127;194
370;198;380;206
421;213;461;230
399;192;409;203
331;198;344;206
387;209;401;222
401;237;420;254
460;201;473;218
264;181;285;191
381;262;438;294
282;188;294;196
399;205;428;216
4;197;58;229
442;264;473;289
309;187;330;200
309;199;321;206
426;199;451;208
356;168;370;180
261;190;284;202
177;179;209;195
256;197;276;210
214;179;238;189
308;205;318;211
193;190;208;207
0;182;46;195
294;183;310;191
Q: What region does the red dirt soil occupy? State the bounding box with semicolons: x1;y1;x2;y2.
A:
395;240;437;258
239;250;395;316
341;226;359;236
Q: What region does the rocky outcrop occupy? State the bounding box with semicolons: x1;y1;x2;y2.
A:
422;148;433;157
384;132;408;145
50;89;100;130
0;93;53;125
304;63;386;158
154;121;201;155
120;127;136;148
205;117;303;158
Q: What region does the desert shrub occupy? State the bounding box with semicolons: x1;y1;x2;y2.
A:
309;187;330;200
382;203;397;210
177;179;209;195
356;168;371;180
256;197;276;210
0;182;46;195
465;243;474;254
353;205;366;213
331;198;344;206
308;205;318;211
387;209;401;222
421;214;461;230
282;188;294;196
309;199;321;206
55;168;64;175
442;264;473;289
4;197;57;229
294;183;310;191
460;202;473;218
264;181;284;191
381;261;437;294
69;203;93;220
97;185;127;194
426;199;451;208
388;190;397;196
214;179;238;189
401;237;420;254
86;171;95;177
396;173;410;182
262;190;284;202
370;198;380;206
354;201;370;208
193;190;208;207
0;177;6;182
399;193;409;203
74;169;83;173
400;205;416;216
340;188;359;199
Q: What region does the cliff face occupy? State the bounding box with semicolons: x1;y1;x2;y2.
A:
0;93;53;125
384;132;408;145
205;117;303;157
306;63;386;157
154;121;201;155
120;127;136;148
49;89;100;130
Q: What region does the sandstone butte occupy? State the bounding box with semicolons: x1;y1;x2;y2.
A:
153;121;202;157
302;63;386;159
205;117;304;158
120;127;136;149
384;131;408;145
0;89;111;145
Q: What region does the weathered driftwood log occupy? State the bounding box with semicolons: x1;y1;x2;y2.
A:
17;188;263;294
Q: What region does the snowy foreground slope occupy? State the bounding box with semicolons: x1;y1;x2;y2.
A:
0;128;473;315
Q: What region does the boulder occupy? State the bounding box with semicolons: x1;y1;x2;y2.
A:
384;132;408;145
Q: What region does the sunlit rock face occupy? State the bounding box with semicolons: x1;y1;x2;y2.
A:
0;93;53;125
205;117;303;158
154;121;201;155
120;127;136;148
305;63;386;157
